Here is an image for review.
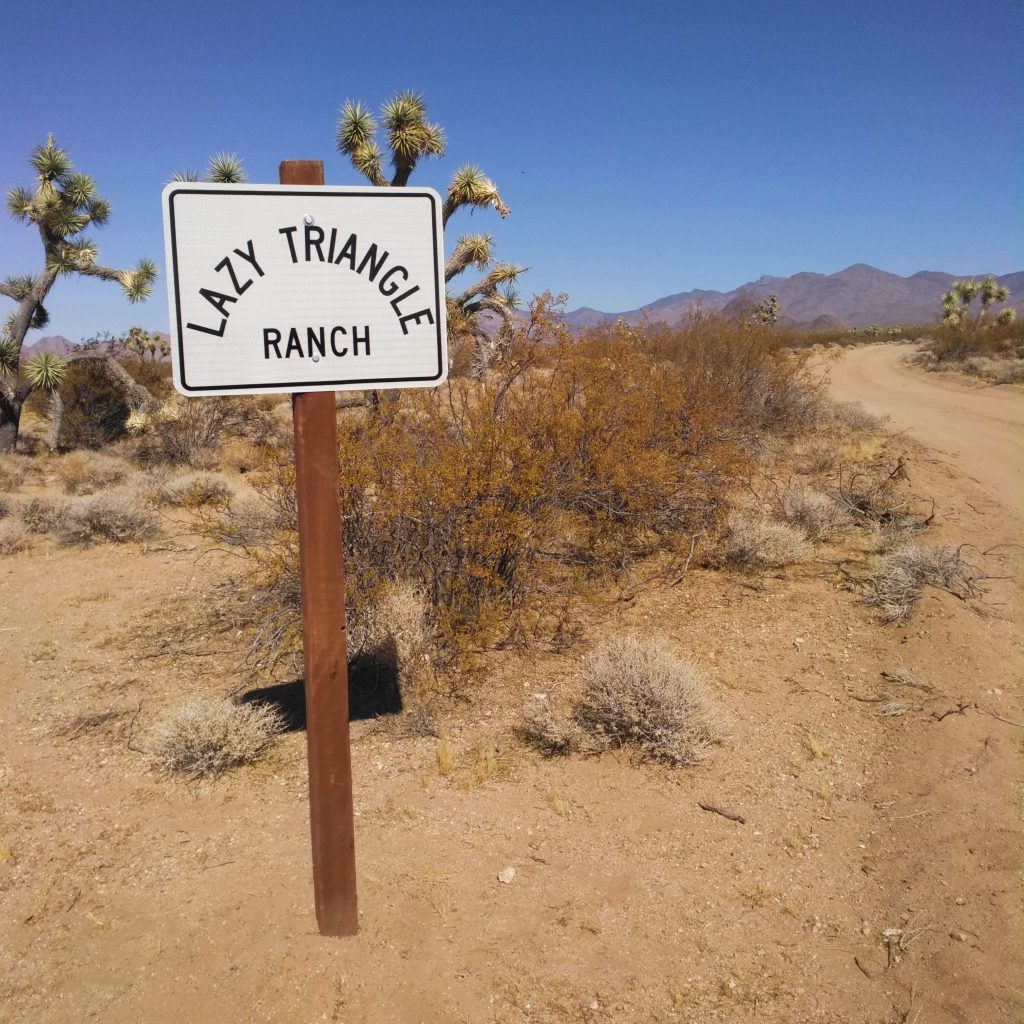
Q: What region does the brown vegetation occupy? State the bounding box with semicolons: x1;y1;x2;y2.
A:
211;305;823;672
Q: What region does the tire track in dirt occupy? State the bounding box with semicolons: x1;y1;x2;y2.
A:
828;342;1023;1023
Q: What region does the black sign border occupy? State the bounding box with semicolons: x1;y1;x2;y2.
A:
167;187;446;394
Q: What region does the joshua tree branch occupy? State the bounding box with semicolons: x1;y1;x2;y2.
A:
74;263;125;284
391;164;414;188
0;282;18;300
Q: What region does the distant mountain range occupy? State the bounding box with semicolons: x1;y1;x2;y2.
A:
22;332;171;359
18;265;1023;352
566;264;1024;329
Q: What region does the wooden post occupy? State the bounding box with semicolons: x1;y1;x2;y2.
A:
281;159;358;937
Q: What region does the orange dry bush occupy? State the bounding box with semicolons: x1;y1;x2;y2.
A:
221;298;819;670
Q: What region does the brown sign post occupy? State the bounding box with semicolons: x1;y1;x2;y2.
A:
280;159;358;937
163;159;447;938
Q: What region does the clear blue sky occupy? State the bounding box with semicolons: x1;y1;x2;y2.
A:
2;0;1021;341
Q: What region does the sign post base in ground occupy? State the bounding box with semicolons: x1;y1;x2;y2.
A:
282;159;358;937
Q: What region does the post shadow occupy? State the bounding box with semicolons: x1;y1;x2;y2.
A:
239;638;403;731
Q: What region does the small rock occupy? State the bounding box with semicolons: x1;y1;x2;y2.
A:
950;930;969;942
497;866;516;885
955;896;966;906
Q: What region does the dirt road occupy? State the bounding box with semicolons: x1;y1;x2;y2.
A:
829;343;1024;527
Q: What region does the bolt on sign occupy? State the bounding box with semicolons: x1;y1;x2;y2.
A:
162;181;447;395
162;163;448;937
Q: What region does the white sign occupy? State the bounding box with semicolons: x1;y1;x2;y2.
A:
161;183;447;396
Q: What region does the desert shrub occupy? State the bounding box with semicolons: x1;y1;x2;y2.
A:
221;321;755;662
834;465;924;532
926;316;1022;364
120;356;174;398
779;483;851;542
18;495;71;533
135;396;282;468
623;309;826;435
57;359;132;449
723;511;810;568
348;581;437;703
55;451;128;495
521;636;722;766
961;355;1024;385
56;493;159;544
795;438;840;475
148;698;284;779
136;400;235;467
830;400;887;433
0;454;32;492
0;519;28;555
210;306;825;669
147;470;231;509
866;543;977;621
0;494;9;519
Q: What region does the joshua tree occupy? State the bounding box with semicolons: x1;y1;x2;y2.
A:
942;275;1016;330
170;153;247;185
752;293;780;326
0;136;156;451
336;92;525;375
123;326;170;362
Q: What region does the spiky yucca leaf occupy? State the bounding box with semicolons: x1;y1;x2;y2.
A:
24;352;67;391
422;122;446;156
207;153;246;183
449;234;493;275
64;172;96;207
4;274;34;300
351;144;387;186
51;240;98;272
382;90;427;129
30;137;71;181
6;186;34;220
337;100;377;154
86;197;111;226
445;165;511;219
50;207;88;238
997;307;1017;325
46;247;77;274
171;170;202;183
120;259;158;302
0;339;19;377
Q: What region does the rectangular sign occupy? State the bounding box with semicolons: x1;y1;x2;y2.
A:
161;183;447;396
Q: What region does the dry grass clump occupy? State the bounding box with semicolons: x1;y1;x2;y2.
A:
960;355;1024;385
148;470;231;509
0;454;33;492
779;483;851;542
56;493;159;545
723;511;810;568
830;400;888;433
866;543;976;621
148;698;285;780
18;495;71;533
0;519;28;555
0;494;9;519
522;636;723;767
55;451;128;495
349;581;437;702
794;438;840;475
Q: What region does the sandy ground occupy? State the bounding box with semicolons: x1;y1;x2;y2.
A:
1;343;1021;1023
